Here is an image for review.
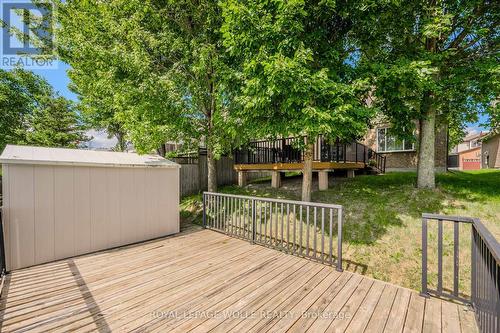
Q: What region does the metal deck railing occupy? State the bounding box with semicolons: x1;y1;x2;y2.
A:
233;136;386;173
203;192;344;271
421;213;499;333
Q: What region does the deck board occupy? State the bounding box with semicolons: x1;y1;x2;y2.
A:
0;225;478;332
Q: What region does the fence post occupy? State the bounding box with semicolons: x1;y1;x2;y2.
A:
420;217;430;298
251;199;256;244
202;194;207;228
336;207;343;272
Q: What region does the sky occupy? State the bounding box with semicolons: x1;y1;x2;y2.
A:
32;60;490;149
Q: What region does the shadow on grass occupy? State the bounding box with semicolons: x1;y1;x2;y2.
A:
180;170;499;246
313;172;446;245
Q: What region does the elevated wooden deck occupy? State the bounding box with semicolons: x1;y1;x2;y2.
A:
234;161;366;171
0;225;478;332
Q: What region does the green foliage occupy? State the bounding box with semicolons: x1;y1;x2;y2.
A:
0;68;85;150
221;0;374;143
24;96;88;148
0;68;48;151
55;0;240;156
356;0;499;140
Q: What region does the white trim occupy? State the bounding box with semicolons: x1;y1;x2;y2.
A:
378;150;416;154
376;127;415;153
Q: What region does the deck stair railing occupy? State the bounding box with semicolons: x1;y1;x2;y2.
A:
421;213;499;333
233;136;386;173
203;192;343;272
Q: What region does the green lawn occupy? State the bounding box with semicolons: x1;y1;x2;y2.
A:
181;170;500;294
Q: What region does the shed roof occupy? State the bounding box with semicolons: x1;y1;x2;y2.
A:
0;145;180;168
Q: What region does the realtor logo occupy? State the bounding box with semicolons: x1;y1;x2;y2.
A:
1;0;57;69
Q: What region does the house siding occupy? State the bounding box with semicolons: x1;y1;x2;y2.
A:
482;134;500;169
362;123;448;172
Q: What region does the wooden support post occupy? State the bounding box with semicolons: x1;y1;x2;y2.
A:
238;171;247;187
318;171;329;191
271;171;282;188
347;169;355;178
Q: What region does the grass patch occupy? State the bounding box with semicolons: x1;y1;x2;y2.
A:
181;170;500;293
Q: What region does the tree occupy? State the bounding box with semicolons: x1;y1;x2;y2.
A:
68;75;128;152
24;95;88;148
0;68;85;150
54;0;240;192
221;0;373;201
356;0;499;188
0;68;50;151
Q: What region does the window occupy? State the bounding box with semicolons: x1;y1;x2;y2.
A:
377;128;415;152
470;139;481;149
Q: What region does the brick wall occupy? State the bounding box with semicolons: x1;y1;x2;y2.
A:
458;147;481;170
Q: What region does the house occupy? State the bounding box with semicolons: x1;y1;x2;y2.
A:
481;132;500;169
362;121;448;172
448;131;489;170
233;121;452;189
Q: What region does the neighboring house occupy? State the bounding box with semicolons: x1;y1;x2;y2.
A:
481;132;500;169
449;131;489;170
362;120;448;172
458;146;482;170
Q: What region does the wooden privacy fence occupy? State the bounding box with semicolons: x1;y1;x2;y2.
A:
202;192;343;271
421;214;500;333
173;152;269;197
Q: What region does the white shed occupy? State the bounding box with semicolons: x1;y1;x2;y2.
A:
0;145;180;271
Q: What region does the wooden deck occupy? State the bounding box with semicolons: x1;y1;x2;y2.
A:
0;225;478;332
234;161;365;171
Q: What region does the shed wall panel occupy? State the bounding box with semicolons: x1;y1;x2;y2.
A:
133;168;146;242
106;169;122;248
74;167;91;255
10;165;35;269
90;168;108;252
34;166;54;264
119;168;135;244
3;163;179;271
54;166;75;259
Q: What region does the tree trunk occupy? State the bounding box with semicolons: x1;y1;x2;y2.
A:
206;65;218;193
417;96;436;188
417;28;438;189
114;130;127;152
157;143;166;157
207;146;217;192
301;138;314;202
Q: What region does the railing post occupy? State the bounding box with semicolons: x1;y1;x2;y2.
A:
251;199;256;244
471;226;476;303
202;193;207;228
420;217;430;298
336;207;343;272
336;138;340;163
453;221;460;297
